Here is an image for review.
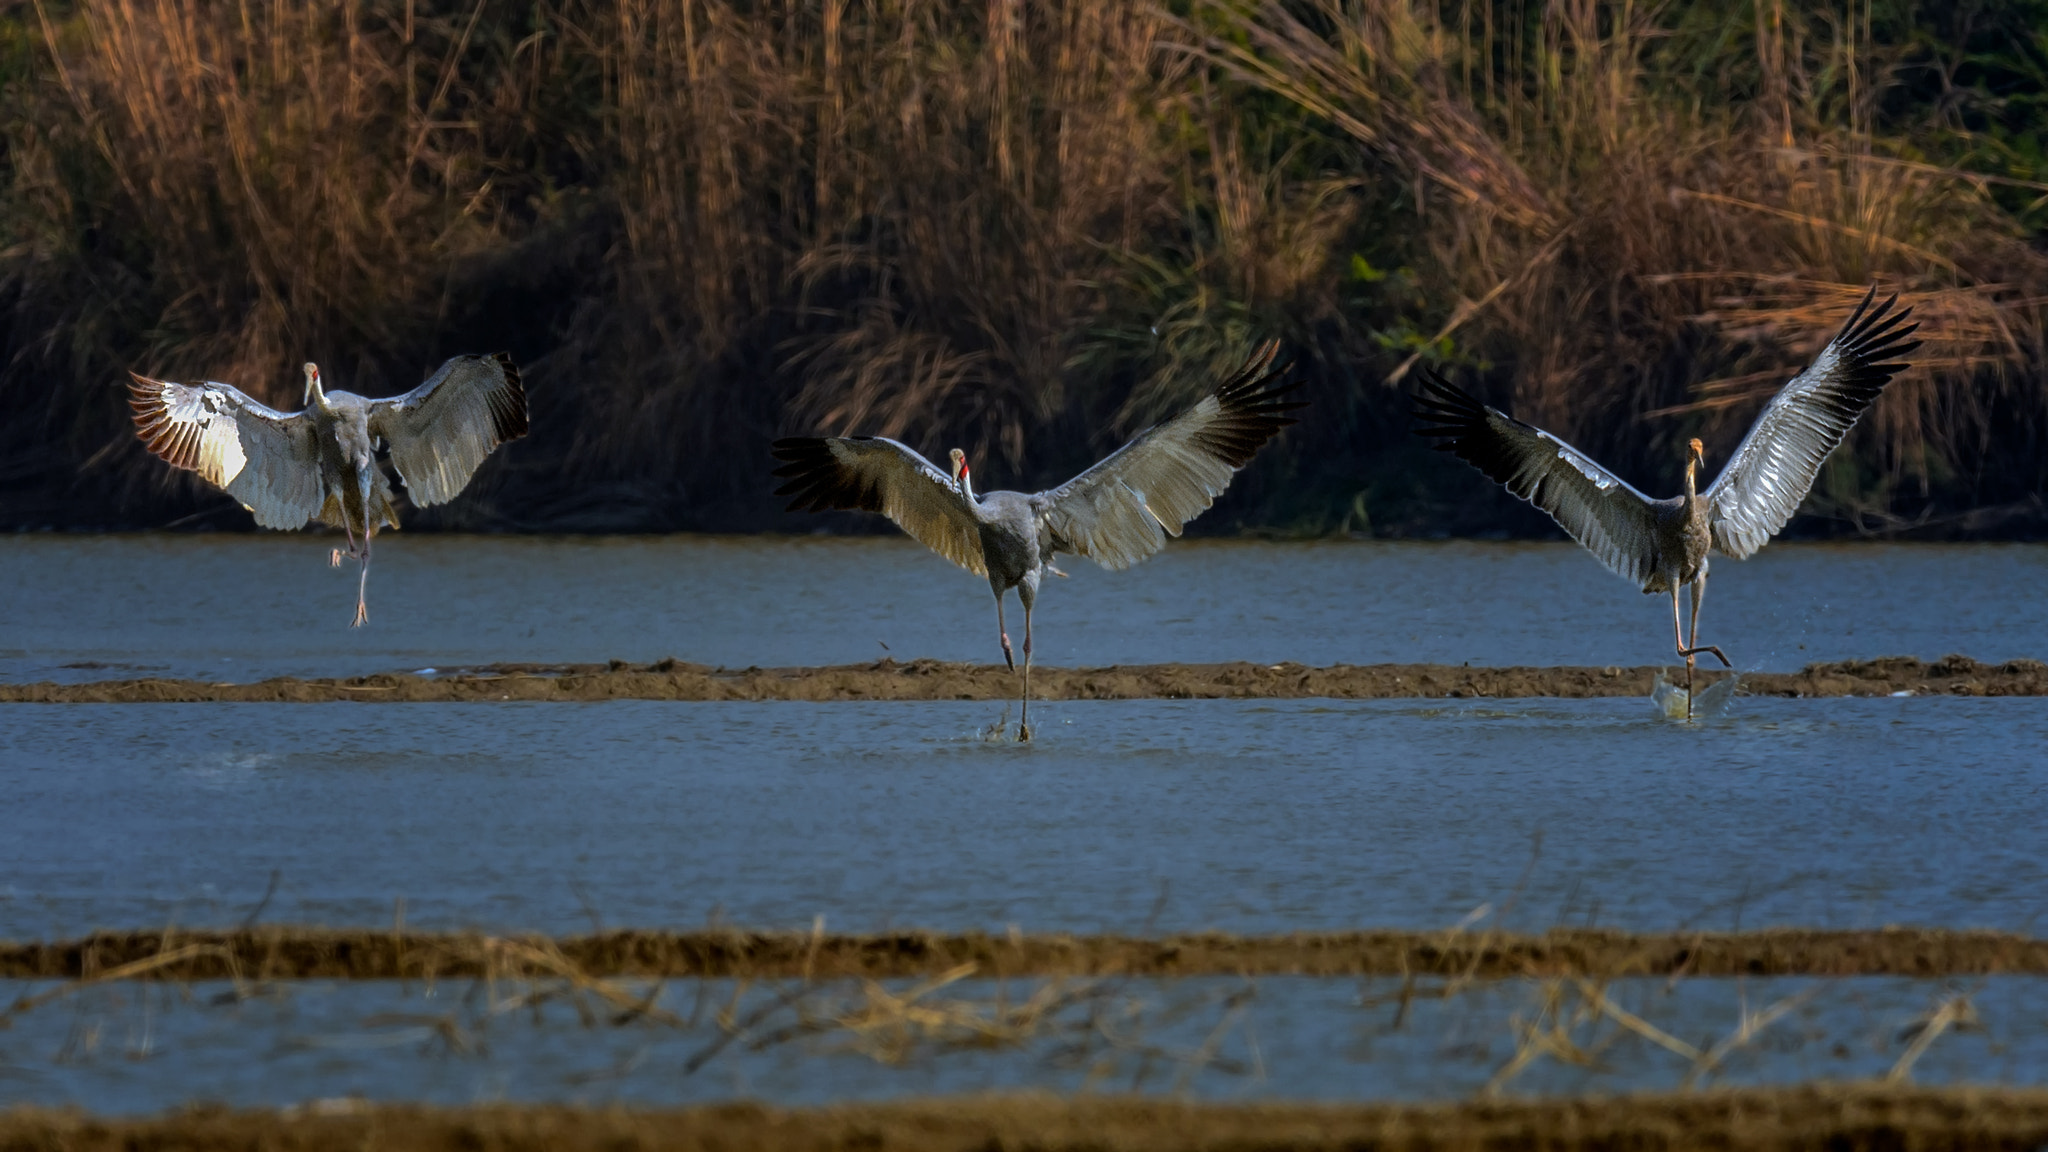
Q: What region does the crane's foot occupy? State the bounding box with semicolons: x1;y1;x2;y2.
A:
999;633;1015;672
351;596;369;628
1018;722;1032;742
330;548;345;568
1045;564;1068;578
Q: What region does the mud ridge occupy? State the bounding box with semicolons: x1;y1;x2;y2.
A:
5;654;2046;702
7;1086;2048;1151
7;926;2048;981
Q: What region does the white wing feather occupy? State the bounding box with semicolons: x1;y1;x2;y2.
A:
128;374;324;529
1037;343;1301;571
772;436;988;577
367;352;529;507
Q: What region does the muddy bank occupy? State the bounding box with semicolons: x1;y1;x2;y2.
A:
4;654;2045;703
7;1086;2048;1151
8;926;2048;982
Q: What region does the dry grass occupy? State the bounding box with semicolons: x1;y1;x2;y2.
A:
1;1;2045;530
10;924;2048;981
8;1087;2048;1152
1198;0;2048;511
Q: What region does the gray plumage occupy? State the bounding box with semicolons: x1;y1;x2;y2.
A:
130;352;528;626
1411;288;1919;715
772;341;1303;739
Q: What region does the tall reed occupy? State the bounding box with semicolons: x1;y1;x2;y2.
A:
0;0;2042;533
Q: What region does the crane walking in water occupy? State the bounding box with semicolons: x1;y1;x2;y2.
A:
773;342;1303;740
130;353;528;626
1412;288;1918;718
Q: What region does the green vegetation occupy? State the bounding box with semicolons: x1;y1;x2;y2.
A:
1;0;2044;534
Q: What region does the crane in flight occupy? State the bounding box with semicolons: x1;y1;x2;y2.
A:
1413;289;1918;717
130;353;528;626
773;342;1303;739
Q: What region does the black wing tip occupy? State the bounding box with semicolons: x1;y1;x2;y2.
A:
768;437;867;514
1407;372;1500;453
485;351;531;442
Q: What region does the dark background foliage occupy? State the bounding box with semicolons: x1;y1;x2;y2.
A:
1;0;2044;538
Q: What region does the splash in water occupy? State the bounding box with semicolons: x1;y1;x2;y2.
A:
1651;670;1740;720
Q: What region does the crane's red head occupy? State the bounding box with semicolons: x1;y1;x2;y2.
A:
948;447;968;484
302;362;323;405
1687;437;1705;465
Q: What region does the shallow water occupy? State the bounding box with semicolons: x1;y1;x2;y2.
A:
2;536;2044;683
5;698;2045;941
3;974;2041;1112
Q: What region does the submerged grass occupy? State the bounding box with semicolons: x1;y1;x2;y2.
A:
2;1;2047;532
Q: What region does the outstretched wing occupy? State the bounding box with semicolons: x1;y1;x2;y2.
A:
128;374;324;529
1706;290;1920;558
1411;373;1663;587
366;352;529;507
772;436;988;577
1035;341;1303;571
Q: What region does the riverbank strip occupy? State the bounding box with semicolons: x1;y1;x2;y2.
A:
7;926;2048;982
4;655;2044;703
6;1085;2048;1150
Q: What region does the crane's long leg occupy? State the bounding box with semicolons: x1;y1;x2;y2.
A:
1684;576;1729;669
1670;578;1731;720
331;515;359;568
1671;586;1693;719
351;529;372;628
1019;601;1033;742
994;595;1015;672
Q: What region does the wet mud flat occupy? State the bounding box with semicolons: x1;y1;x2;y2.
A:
10;926;2048;982
7;1086;2048;1151
5;654;2045;703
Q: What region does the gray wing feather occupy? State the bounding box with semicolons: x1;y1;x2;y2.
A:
1706;290;1920;558
366;352;529;507
128;374;324;529
772;437;988;578
1412;374;1663;587
1037;342;1303;571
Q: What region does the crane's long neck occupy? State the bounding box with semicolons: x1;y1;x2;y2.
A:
1684;457;1697;500
957;466;978;507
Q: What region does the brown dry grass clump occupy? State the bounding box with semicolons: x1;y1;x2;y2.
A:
1198;0;2048;529
7;1085;2048;1152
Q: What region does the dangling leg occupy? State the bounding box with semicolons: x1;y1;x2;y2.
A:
993;594;1015;671
331;513;358;568
352;528;372;628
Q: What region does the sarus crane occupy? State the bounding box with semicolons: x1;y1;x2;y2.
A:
130;353;528;626
1412;288;1918;718
772;342;1303;740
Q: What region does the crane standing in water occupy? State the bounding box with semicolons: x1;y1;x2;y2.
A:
773;342;1303;740
130;353;528;626
1413;289;1919;717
